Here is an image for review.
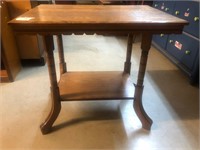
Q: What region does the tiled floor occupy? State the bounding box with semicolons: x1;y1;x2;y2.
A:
0;35;199;150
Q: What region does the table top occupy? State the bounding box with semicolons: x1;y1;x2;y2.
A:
9;4;188;34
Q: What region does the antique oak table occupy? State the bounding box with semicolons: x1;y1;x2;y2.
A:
9;5;188;134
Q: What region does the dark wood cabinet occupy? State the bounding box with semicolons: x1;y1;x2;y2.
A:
1;1;21;82
6;0;46;66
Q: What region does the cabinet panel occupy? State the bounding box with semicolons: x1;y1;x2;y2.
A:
173;1;199;38
152;1;174;49
153;0;175;14
16;35;43;59
6;0;46;64
153;34;168;50
166;34;199;70
152;0;199;84
1;1;21;82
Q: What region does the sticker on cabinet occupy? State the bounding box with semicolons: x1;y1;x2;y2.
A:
175;41;182;50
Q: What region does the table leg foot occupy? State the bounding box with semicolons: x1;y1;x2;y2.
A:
40;87;61;135
40;103;61;134
40;123;52;135
134;84;153;130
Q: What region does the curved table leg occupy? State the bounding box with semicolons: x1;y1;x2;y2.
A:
134;84;152;130
40;35;61;134
134;33;153;130
40;87;61;134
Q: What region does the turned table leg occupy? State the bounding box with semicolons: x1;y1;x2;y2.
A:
56;34;67;76
124;34;134;74
134;33;153;130
40;35;61;134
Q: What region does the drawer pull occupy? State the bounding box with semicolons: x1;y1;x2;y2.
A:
154;4;158;7
160;34;164;37
194;17;199;22
165;8;169;12
185;50;191;55
175;11;180;15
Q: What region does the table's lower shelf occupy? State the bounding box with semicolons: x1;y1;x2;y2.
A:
58;71;135;101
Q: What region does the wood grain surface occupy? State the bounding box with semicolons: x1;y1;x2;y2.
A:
59;71;134;101
8;4;188;34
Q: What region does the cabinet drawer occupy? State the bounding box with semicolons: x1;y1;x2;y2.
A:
153;34;168;49
6;1;46;64
153;0;175;14
173;1;199;38
166;34;199;70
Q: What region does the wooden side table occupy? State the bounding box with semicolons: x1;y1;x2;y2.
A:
9;5;188;134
